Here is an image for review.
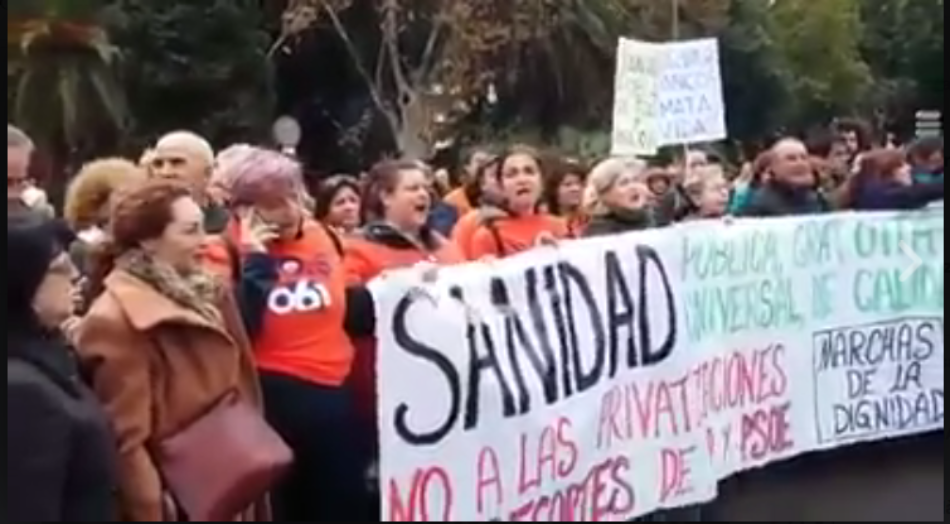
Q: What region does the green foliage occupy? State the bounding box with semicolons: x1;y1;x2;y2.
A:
717;0;791;142
8;0;127;158
768;0;872;126
104;0;276;148
861;0;945;122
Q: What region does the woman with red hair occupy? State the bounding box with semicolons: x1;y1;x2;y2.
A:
76;180;266;521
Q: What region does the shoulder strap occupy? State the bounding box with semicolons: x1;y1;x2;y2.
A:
320;222;345;259
484;219;507;258
222;235;243;283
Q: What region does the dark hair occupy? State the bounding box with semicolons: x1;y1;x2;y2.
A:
751;150;774;187
543;156;587;216
833;118;873;151
361;159;427;222
806;128;846;158
841;148;907;208
463;155;501;207
495;144;544;182
858;148;906;183
908;136;943;164
315;174;361;221
87;179;192;298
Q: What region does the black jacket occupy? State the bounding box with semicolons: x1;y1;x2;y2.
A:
8;328;120;523
736;182;829;218
583;209;654;238
851;179;945;211
7;212;119;522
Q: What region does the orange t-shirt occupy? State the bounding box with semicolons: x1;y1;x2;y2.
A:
451;210;484;261
469;214;569;259
444;187;473;216
343;232;463;427
203;221;355;386
344;236;463;284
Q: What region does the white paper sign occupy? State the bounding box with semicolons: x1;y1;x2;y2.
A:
611;39;660;156
374;209;944;522
611;38;726;154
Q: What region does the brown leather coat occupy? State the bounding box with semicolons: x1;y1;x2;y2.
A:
76;268;263;521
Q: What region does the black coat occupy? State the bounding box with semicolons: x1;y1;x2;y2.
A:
736;182;829;218
583;209;654;238
7;328;120;523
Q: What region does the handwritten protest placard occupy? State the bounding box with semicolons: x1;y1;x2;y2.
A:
611;38;660;156
611;38;726;154
372;208;944;521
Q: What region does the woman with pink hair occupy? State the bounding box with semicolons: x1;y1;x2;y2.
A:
203;146;375;522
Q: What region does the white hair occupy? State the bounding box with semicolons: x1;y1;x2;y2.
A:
155;130;215;166
583;156;647;216
8;124;34;150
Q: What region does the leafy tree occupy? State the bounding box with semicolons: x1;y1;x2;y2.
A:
104;0;276;149
8;0;127;167
860;0;944;133
717;0;792;143
278;0;732;158
767;0;872;127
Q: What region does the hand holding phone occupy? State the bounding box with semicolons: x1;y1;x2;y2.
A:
237;207;279;253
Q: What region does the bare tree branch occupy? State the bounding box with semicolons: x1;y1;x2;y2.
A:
319;0;397;130
381;0;412;103
417;11;446;84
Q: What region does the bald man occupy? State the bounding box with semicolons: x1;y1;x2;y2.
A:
736;138;829;218
149;131;230;233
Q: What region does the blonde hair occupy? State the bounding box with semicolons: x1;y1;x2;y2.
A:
583;157;647;216
682;165;726;202
65;158;147;229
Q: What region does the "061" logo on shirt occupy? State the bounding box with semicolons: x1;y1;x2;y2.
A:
267;281;332;315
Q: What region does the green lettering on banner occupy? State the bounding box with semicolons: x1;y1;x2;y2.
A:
851;215;944;262
853;265;944;315
682;229;783;282
684;277;804;343
849;212;944;315
792;219;848;269
811;272;837;321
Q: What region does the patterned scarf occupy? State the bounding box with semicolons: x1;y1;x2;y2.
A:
115;249;222;322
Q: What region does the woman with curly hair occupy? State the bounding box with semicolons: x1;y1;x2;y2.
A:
64;158;147;306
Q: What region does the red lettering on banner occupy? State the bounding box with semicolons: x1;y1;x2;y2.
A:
659;445;696;503
595;344;789;450
596;387;623;450
705;423;733;463
476;446;503;513
388;467;454;521
740;401;795;463
518;417;579;496
510;456;635;521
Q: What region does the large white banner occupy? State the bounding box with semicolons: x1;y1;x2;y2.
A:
373;209;945;522
611;37;726;156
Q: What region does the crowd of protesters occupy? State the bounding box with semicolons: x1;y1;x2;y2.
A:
7;118;944;522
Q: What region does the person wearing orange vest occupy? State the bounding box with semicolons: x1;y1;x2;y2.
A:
467;145;569;260
443;148;493;216
202;147;374;522
451;156;505;259
343;160;463;444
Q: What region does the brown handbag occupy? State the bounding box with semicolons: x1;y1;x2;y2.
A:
153;393;293;521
